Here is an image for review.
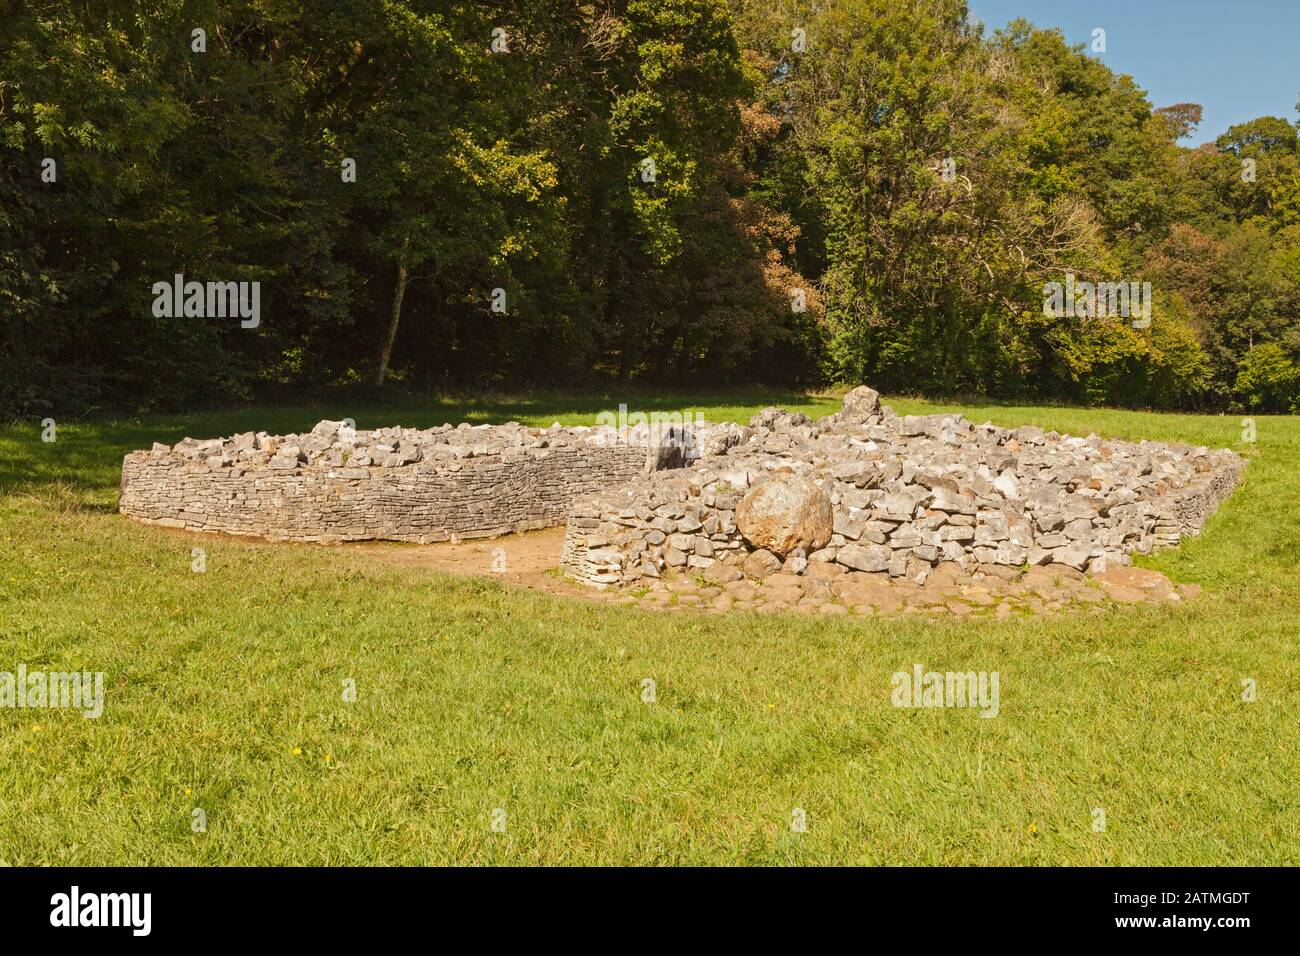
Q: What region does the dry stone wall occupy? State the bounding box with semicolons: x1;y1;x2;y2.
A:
561;388;1246;588
118;390;1246;589
119;420;676;543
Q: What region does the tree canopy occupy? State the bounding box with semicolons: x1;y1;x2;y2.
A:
3;0;1298;414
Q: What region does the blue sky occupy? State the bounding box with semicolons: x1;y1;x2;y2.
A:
968;0;1299;145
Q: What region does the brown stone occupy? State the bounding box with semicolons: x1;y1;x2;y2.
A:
1093;566;1175;598
1046;562;1086;582
724;580;758;601
832;574;901;611
735;476;833;557
702;563;744;584
742;548;783;579
1101;584;1145;603
807;561;846;580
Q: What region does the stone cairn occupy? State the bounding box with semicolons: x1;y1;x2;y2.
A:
560;387;1245;590
118;418;703;544
119;388;1246;611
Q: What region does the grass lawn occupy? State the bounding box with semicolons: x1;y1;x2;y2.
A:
1;392;1296;865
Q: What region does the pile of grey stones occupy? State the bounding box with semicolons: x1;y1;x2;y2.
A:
562;387;1245;588
154;418;682;475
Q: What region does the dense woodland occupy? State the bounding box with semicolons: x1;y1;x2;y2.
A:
2;0;1298;416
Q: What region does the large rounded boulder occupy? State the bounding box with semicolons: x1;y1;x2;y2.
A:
840;385;882;422
735;475;833;557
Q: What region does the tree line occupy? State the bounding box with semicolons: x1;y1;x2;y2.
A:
2;0;1298;416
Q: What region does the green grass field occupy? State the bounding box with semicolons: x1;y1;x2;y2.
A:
1;393;1297;865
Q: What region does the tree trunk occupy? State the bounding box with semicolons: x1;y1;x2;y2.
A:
373;238;411;386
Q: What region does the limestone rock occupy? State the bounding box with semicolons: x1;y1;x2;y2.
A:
835;542;892;573
735;476;833;557
840;385;882;422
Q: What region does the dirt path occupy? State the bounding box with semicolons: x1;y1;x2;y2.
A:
349;527;590;597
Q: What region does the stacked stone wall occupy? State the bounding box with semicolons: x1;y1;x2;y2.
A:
119;422;656;543
117;395;1246;581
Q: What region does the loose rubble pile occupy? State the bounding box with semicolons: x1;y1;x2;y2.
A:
561;387;1245;591
150;418;680;470
118;418;706;543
